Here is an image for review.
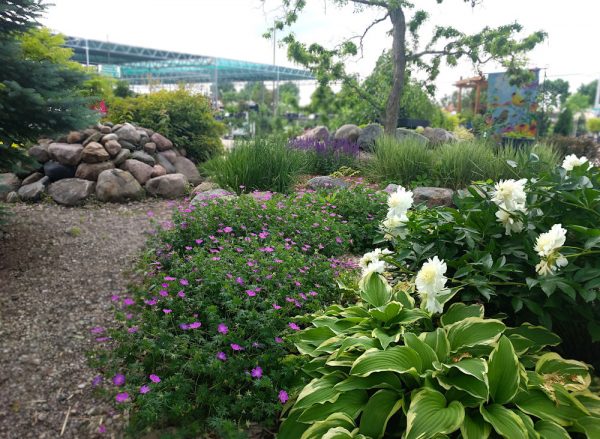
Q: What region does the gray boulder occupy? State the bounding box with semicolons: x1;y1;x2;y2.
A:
99;125;112;134
43;161;76;181
17;176;49;202
173;156;201;185
145;173;188;198
0;173;21;201
111;123;123;132
119;139;138;151
122;159;153;185
396;128;429;145
28;144;50;163
22;172;44;186
306;176;349;191
334;124;361;143
48;178;95;206
151;165;167;178
156;153;176;174
422;127;457;145
67;131;84;144
193;181;220;193
131;151;156;166
75;161;115;181
158;150;177;164
413;187;454;207
113;149;131;166
96;169;145;203
104;139;122;157
300;126;329;141
82;132;103;147
150;132;173;151
81;142;110;163
143;142;157;154
48;143;83;166
101;133;118;144
190;188;236;204
114;123;141;145
357;124;383;150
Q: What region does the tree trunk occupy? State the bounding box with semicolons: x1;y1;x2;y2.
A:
383;7;407;135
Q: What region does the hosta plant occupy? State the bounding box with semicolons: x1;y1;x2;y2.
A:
279;270;600;438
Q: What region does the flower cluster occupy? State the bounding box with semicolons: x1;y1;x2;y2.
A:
359;248;392;276
415;256;449;314
382;185;413;240
491;178;528;235
534;224;568;276
562;154;590;171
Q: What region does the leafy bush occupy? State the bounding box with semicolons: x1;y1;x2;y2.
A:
549;135;599;161
496;143;561;178
366;136;435;186
435;140;501;189
202;136;308;194
280;269;600;438
385;159;600;366
107;88;225;162
289;138;359;175
93;189;386;436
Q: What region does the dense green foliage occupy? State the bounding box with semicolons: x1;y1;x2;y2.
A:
554;108;574;136
107;88;226;162
281;271;600;438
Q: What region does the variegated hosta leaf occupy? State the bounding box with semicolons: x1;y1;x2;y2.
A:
440;303;485;327
574;416;600;438
321;426;356;439
405;388;464;439
488;335;521;404
403;332;438;371
504;323;562;355
534;420;570;439
298;390;368;423
576;392;600;416
435;358;489;401
294;374;343;410
335;337;380;359
300;413;356;439
358;390;403;439
350;346;422;378
461;411;491;439
446;317;506;353
359;272;391;308
368;301;402;323
419;328;450;362
514;411;539;439
480;404;528;439
334;372;404;393
535;352;591;392
371;327;400;350
514;389;588;426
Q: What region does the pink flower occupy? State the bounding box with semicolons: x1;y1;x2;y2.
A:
246;289;256;297
179;323;189;330
218;323;228;335
90;326;105;334
288;322;300;331
149;374;161;383
98;424;106;433
195;239;203;245
140;385;150;394
115;392;129;403
111;295;120;302
112;374;125;386
216;351;227;361
147;211;154;217
163;309;172;314
188;321;201;329
251;366;263;379
230;343;243;351
177;291;186;298
235;277;244;285
223;227;233;233
92;375;103;386
123;298;135;306
279;390;289;404
164;276;176;281
159;290;169;297
272;303;282;310
275;337;283;343
180;279;189;286
128;326;138;334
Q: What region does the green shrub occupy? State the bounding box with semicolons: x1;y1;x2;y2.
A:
549;135;599;161
435;140;501;189
496;143;561;179
202;136;308;194
366;136;435;186
280;269;600;438
107;88;225;162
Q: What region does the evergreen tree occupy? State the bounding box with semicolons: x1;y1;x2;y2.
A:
0;0;96;172
554;107;574;137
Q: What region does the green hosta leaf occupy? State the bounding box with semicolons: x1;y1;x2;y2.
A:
369;301;403;323
336;337;380;359
350;346;422;377
298;390;368;423
534;420;570;439
505;324;562;355
394;289;415;308
436;358;489;401
535;352;591;391
514;411;540;439
358;390;403;439
334;372;404;393
301;413;355;439
514;389;587;426
577;392;600;416
461;411;491;439
420;328;450;362
441;303;484;326
446;317;506;352
403;332;438;370
294;374;343;410
327;351;362;367
480;404;528;439
321;427;355;439
391;308;431;325
371;327;399;350
574;416;600;438
405;388;464;439
280;409;310;439
359;272;391;307
488;335;520;404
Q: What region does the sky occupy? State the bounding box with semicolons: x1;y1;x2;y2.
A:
42;0;600;105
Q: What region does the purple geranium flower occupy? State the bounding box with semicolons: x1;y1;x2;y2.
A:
251;367;263;379
112;374;125;386
279;390;289;404
149;374;161;383
288;322;300;331
140;385;150;394
115;392;129;403
218;323;228;335
216;351;227;361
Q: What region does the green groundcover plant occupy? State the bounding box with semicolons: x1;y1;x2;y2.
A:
280;263;600;438
378;154;600;367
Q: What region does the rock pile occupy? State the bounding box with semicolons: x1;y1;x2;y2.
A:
1;123;202;205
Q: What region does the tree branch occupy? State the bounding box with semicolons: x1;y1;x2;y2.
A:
343;77;385;114
350;13;390;57
350;0;389;8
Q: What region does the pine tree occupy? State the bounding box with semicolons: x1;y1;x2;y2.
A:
554;107;574;137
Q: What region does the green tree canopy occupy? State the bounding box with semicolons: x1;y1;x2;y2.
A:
577;79;598;107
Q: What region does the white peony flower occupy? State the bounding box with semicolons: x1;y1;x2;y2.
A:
495;208;525;236
535;253;568;276
491;179;527;212
534;224;567;257
387;186;413;217
561;154;590;171
425;295;444;314
362;259;386;277
359;248;392;270
416;256;448;296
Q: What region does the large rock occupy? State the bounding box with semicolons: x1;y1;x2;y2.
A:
48;178;95;206
104;139;122;157
357;124;384;150
193;181;220;193
48;143;83;166
75;161;115;181
81;142;110;163
0;173;21;201
28;144;50;163
22;172;44;186
143;142;157;154
96;169;145;203
395;128;429;145
82;131;103;147
67;131;84;144
421;127;457;145
122;159;153;185
151;165;167;178
99;125;112;134
131;151;155;166
190;189;236;204
300;126;330;141
334;124;361;143
115;123;141;145
150;132;173;151
119;139;138;151
113;149;131;166
158;150;177;165
43;161;76;181
173;156;201;185
413;187;454;207
145;173;188;198
101;133;118;144
156;153;176;174
17;176;49;202
306;176;349;191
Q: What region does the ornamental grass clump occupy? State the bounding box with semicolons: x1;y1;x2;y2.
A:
289;137;360;175
280;258;600;438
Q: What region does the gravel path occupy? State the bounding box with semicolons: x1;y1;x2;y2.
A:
0;201;174;439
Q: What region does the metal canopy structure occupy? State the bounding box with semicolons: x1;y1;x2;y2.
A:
64;36;314;85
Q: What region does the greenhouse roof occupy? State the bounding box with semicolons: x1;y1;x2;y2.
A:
64;36;314;84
